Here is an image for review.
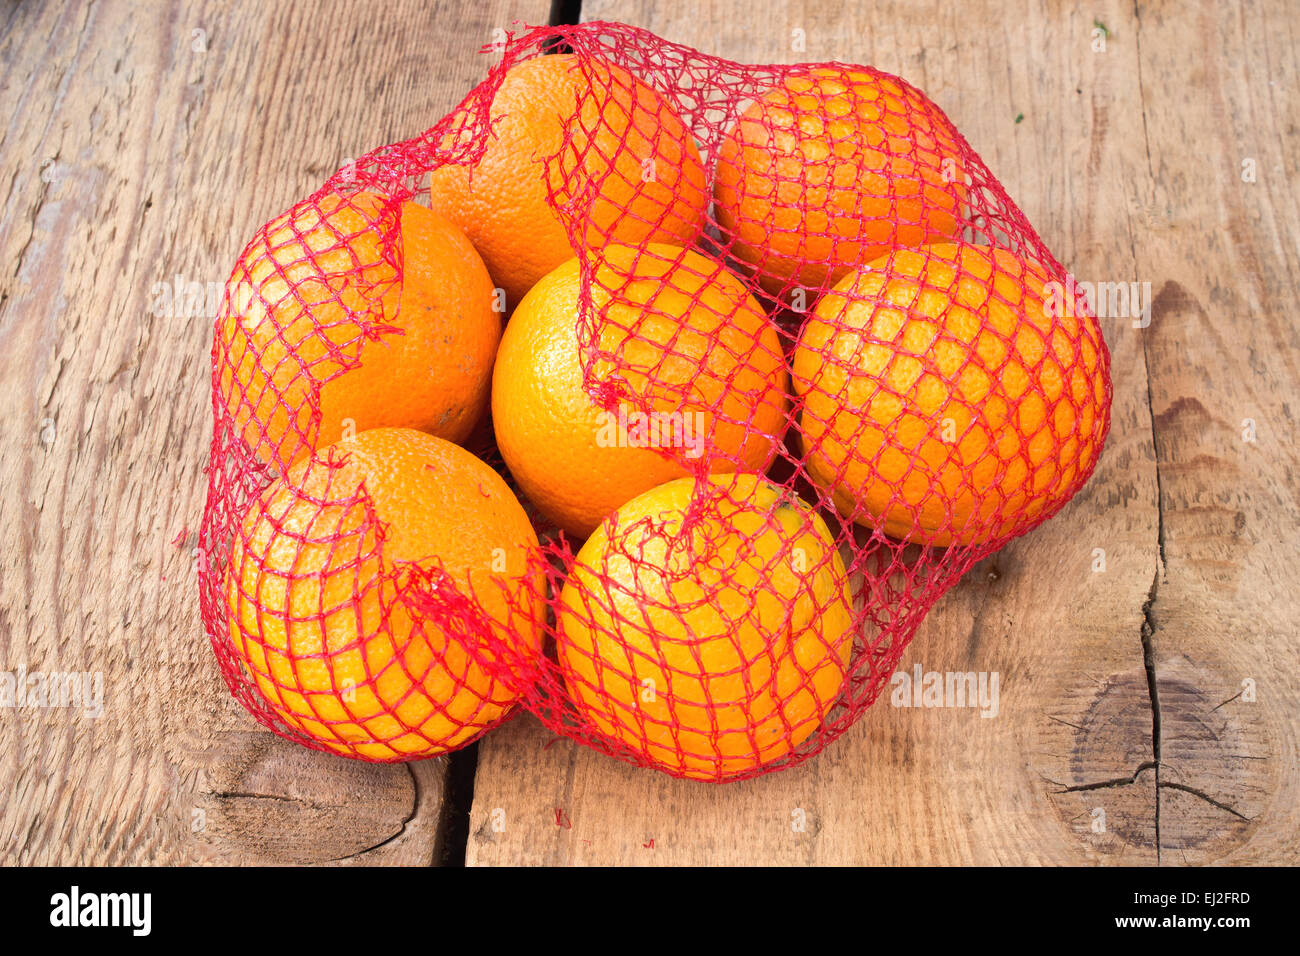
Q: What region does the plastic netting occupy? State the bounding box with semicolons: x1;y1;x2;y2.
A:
199;22;1111;782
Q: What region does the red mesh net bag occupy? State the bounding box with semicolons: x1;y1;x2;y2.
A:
199;22;1111;781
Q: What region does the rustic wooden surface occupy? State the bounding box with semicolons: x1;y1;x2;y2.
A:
1;0;1296;866
466;0;1300;865
0;0;545;865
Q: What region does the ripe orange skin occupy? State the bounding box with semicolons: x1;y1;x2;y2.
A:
715;67;967;297
427;54;710;307
492;243;791;539
557;473;853;780
224;428;544;760
219;193;500;466
792;243;1109;547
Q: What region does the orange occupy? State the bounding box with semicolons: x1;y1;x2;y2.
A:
792;243;1109;547
224;427;544;760
492;243;790;539
715;67;967;297
427;54;709;307
557;473;853;780
219;192;500;466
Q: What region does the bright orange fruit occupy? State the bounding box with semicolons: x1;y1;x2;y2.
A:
219;192;499;466
557;473;853;780
491;243;790;539
224;427;544;760
427;54;710;307
792;243;1109;546
715;67;967;297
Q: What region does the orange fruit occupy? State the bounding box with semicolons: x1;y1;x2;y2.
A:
224;427;544;760
220;192;500;466
492;243;790;539
715;67;967;297
792;243;1109;546
557;473;853;780
427;54;709;307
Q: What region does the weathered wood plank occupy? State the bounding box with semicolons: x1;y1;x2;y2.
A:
468;0;1254;865
0;0;546;865
1125;1;1300;863
4;0;1294;868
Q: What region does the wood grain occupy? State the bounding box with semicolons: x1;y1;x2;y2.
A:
0;0;546;865
1126;2;1300;863
2;0;1295;868
466;0;1297;865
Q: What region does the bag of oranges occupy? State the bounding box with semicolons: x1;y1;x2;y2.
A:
199;22;1111;782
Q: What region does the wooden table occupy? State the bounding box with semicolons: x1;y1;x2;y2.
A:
2;0;1296;866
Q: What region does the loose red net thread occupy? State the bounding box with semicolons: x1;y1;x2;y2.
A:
199;22;1112;781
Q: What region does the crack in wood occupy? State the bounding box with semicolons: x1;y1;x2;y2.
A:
208;790;324;808
1127;0;1171;867
432;743;479;866
1045;714;1086;733
1210;690;1244;712
1140;569;1163;863
325;763;422;864
1159;781;1252;822
1054;761;1158;793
